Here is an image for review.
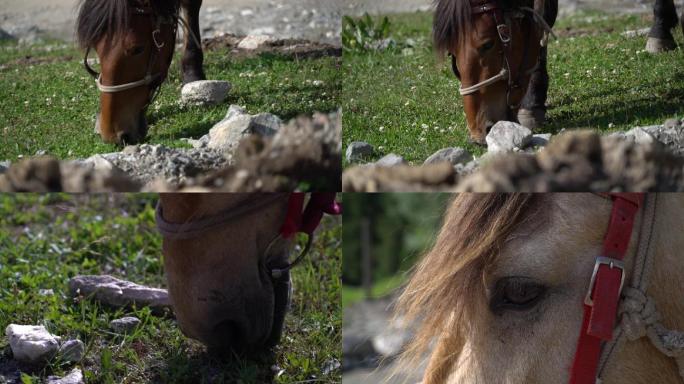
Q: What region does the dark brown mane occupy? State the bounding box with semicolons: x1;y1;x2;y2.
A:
433;0;472;55
76;0;180;49
395;193;546;377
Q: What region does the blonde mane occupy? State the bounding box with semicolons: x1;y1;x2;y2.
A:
395;194;546;382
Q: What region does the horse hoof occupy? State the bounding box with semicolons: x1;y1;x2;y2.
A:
645;37;677;53
517;108;546;130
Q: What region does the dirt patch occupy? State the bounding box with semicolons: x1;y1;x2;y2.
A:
343;130;684;192
203;34;341;59
0;54;74;71
0;113;341;192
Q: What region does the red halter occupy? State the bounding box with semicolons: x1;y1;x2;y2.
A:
280;192;342;238
569;193;645;383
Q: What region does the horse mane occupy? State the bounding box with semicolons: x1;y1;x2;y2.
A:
394;193;545;380
433;0;472;56
76;0;180;49
432;0;534;56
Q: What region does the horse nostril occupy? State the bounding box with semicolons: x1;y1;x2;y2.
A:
117;132;133;145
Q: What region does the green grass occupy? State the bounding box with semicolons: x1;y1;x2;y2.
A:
342;10;684;166
341;274;406;308
0;195;341;383
0;41;340;161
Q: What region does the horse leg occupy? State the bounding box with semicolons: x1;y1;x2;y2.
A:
180;0;206;83
518;46;549;130
518;0;557;130
646;0;678;53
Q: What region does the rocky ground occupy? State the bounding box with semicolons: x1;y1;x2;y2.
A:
0;108;341;192
0;0;340;44
343;118;684;192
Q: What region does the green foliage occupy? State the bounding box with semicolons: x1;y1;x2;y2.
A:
343;11;684;166
342;194;449;289
0;195;341;383
0;41;340;161
342;14;392;53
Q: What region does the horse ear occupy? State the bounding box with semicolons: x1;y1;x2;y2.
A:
533;0;545;14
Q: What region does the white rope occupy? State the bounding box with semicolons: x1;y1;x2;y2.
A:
597;195;684;381
96;74;159;93
459;69;508;95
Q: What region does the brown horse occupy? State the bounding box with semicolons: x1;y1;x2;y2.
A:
434;0;558;144
76;0;205;144
156;193;340;353
396;194;684;383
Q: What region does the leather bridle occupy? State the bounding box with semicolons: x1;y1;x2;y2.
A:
83;2;178;108
154;193;342;279
570;194;684;383
450;0;554;108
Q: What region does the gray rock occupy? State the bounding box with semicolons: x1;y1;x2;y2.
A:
375;153;406;167
625;127;657;145
621;27;650;38
58;339;84;363
68;275;170;312
5;324;60;364
47;368;84;384
110;317;141;333
529;133;552;148
346;142;373;162
180;80;231;107
455;159;480;175
486;121;532;153
424;147;473;166
238;35;272;50
204;106;281;153
664;118;682;130
0;28;15;41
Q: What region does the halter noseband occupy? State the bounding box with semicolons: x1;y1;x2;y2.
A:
83;3;177;106
451;0;555;108
571;194;684;383
155;193;342;279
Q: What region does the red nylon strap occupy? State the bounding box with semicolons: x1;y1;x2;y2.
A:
569;193;644;384
279;193;342;239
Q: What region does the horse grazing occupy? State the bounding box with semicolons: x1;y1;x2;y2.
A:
76;0;206;144
156;193;341;353
434;0;558;144
396;194;684;383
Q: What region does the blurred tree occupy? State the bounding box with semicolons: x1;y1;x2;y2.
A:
342;194;451;286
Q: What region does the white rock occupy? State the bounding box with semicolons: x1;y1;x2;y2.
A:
5;324;60;363
68;275;170;311
110;317;141;333
626;127;656;145
180;80;231;107
205;106;281;153
424;147;472;165
59;339;84;362
621;27;650;38
529;133;552;147
238;35;272;50
486;121;533;153
47;368;84;384
375;153;406;167
346;142;374;162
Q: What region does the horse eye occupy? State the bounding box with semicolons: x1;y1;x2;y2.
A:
130;46;145;56
490;277;546;313
479;41;495;53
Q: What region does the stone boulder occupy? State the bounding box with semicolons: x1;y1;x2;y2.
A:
424;147;473;166
5;324;60;364
68;275;170;313
486;121;533;153
180;80;231;107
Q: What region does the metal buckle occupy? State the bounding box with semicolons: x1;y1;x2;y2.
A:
584;256;625;306
497;24;511;44
153;29;165;49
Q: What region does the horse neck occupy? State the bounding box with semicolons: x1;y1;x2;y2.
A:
647;194;684;328
158;193;286;223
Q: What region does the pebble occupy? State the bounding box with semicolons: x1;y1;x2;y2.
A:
110;317;141;333
346;142;373;162
424;147;473;166
375;153;405;167
180;80;231;107
486;121;533;153
238;35;272;50
47;368;84;384
5;324;60;364
58;339;84;363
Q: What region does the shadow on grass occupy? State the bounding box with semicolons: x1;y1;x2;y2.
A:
155;346;277;383
544;69;684;134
